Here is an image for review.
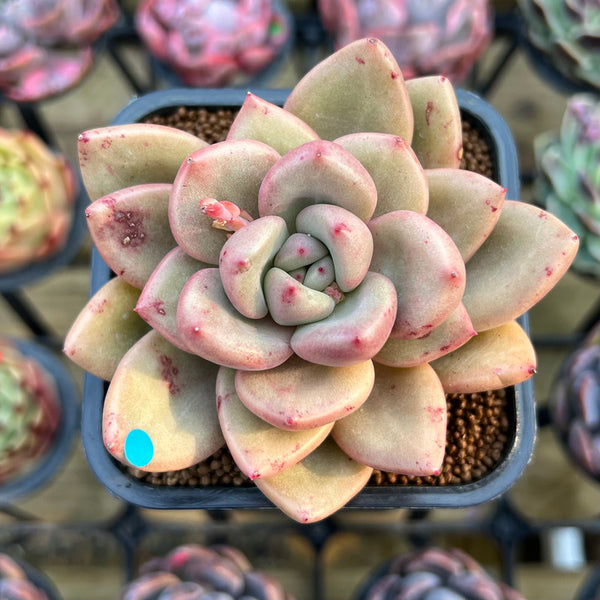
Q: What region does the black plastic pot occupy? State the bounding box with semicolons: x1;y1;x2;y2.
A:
80;87;535;511
0;339;80;504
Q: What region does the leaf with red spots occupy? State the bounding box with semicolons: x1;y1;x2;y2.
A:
284;38;413;142
216;367;332;479
332;363;447;475
463;201;580;332
64;277;150;381
79;123;207;202
86;183;177;289
431;320;537;393
103;331;223;472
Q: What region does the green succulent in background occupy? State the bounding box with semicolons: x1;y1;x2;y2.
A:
0;339;61;484
518;0;600;91
0;128;76;275
534;94;600;278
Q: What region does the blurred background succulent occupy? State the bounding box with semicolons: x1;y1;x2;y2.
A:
0;128;76;275
534;94;600;278
0;553;51;600
121;543;294;599
518;0;600;92
355;546;526;600
0;338;61;485
317;0;493;82
550;322;600;482
135;0;291;87
0;0;120;102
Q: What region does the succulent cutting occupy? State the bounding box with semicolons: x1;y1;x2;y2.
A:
535;94;600;278
0;128;76;274
519;0;600;91
135;0;290;87
120;543;294;600
0;0;120;102
0;339;61;485
318;0;492;82
65;38;579;523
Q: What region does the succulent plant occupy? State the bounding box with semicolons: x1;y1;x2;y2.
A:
65;38;579;523
0;553;51;600
534;94;600;278
135;0;290;87
550;322;600;480
356;546;525;600
0;338;61;484
121;543;294;600
0;128;76;274
518;0;600;91
0;0;120;102
317;0;493;82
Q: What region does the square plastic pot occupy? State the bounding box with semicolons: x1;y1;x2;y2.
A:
81;87;536;511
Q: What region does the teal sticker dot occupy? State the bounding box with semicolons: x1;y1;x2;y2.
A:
124;429;154;468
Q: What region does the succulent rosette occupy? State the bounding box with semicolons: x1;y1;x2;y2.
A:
518;0;600;92
65;38;579;523
317;0;493;82
0;0;120;102
534;94;600;278
135;0;291;87
0;128;76;274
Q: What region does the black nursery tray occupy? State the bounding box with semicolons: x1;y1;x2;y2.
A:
81;88;536;511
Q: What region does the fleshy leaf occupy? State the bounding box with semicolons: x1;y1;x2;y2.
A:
227;93;320;154
216;367;332;479
291;271;397;366
258;140;377;231
463;202;580;332
425;169;506;262
235;354;375;430
296;203;373;292
374;303;476;368
431;320;537;393
264;268;335;326
369;210;465;339
406;75;462;169
64;277;150;381
304;256;335;291
78;124;207;202
254;437;373;524
284;38;413;142
334;132;428;217
274;233;328;271
177;268;293;370
219;216;288;319
103;331;223;472
332;363;446;475
136;247;210;351
170;140;280;264
86;183;177;289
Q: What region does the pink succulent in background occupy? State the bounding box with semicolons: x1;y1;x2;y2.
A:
65;38;578;523
135;0;291;87
318;0;493;82
0;0;120;102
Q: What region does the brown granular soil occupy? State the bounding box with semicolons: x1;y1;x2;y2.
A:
144;106;236;144
128;104;511;489
460;118;494;179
